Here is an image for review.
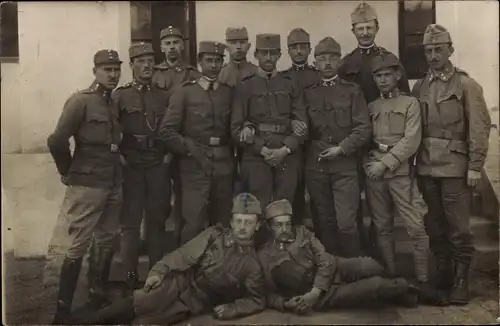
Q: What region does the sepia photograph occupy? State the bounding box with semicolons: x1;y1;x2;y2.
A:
1;0;499;324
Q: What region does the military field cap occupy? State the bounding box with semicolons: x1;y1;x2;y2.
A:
351;2;378;24
256;34;281;50
129;42;155;59
226;27;249;41
94;49;122;65
288;28;310;46
198;41;226;56
160;26;183;40
232;193;262;215
371;52;401;73
265;199;293;221
314;37;341;57
422;24;452;45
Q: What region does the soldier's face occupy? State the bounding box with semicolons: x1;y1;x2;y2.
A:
227;39;251;62
161;36;184;61
255;49;281;72
93;63;122;90
130;54;155;80
352;20;379;46
270;215;294;242
424;44;454;70
314;53;341;78
230;214;260;241
288;43;311;65
373;67;401;93
198;53;224;79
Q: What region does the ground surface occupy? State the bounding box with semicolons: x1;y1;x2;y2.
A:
3;252;499;325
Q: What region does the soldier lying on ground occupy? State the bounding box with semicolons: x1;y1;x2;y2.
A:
74;193;266;325
258;199;421;315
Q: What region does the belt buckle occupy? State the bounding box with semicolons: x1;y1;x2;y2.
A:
110;144;119;153
209;137;221;146
378;143;389;153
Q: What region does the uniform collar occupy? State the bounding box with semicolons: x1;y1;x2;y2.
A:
321;75;338;87
89;81;112;99
230;59;248;69
197;76;219;91
428;62;455;82
257;67;278;79
380;88;400;99
132;79;152;92
165;59;186;72
358;43;377;55
292;62;308;71
224;232;254;248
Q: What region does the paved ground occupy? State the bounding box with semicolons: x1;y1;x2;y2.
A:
3;252;499;325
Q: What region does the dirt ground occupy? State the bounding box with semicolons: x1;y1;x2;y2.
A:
3;252;499;325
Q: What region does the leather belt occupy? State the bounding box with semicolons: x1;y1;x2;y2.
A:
122;134;159;150
196;136;229;147
424;129;465;141
258;123;287;134
372;141;394;153
77;143;120;153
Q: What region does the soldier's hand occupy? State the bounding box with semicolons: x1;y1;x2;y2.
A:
163;153;173;164
318;146;343;161
467;169;482;188
120;154;128;166
267;146;289;167
240;126;255;144
213;304;235;320
365;162;386;180
294;289;321;314
291;120;308;137
60;174;69;186
283;296;302;311
261;146;273;159
143;275;162;293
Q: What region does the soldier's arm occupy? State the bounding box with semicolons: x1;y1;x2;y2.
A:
147;227;217;279
158;88;189;155
462;77;492;171
283;82;308;152
47;94;86;176
257;251;288;312
224;258;266;318
381;97;422;171
338;86;372;155
307;229;334;292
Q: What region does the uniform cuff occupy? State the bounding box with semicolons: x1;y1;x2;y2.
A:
381;152;401;171
314;278;330;292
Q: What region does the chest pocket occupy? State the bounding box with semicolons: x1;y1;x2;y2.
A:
250;92;269;115
388;109;406;135
290;241;315;270
190;101;210;119
438;94;464;127
334;104;352;128
84;111;109;143
274;90;291;115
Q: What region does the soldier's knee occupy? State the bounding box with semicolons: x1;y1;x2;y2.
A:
361;257;386;276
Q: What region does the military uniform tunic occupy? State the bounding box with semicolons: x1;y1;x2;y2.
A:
413;66;491;264
364;91;429;278
47;81;122;259
231;70;308;213
112;80;172;273
258;226;398;311
132;226;265;324
159;77;235;244
303;77;371;257
218;60;258;88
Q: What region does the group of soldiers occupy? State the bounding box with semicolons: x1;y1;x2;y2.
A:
47;2;492;325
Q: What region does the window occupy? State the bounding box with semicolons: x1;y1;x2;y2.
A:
0;1;19;62
398;0;436;79
130;1;197;66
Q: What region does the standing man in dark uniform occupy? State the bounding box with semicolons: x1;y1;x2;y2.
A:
231;33;308;215
218;26;258;195
281;28;320;225
113;42;172;291
159;41;235;245
153;26;202;246
337;2;410;254
413;24;491;305
47;50;123;323
304;37;371;257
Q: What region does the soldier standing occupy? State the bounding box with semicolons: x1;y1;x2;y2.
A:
281;28;320;225
47;50;123;323
413;24;491;305
231;33;308;214
304;37;371;257
77;193;265;325
153;26;202;246
159;41;235;244
113;42;172;291
365;52;446;305
337;1;411;254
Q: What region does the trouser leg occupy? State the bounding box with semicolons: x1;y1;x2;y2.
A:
209;172;234;228
292;154;306;225
273;153;301;206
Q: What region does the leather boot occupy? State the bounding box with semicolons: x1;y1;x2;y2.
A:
87;245;114;310
414;280;450;306
431;256;454;290
52;257;83;324
339;232;363;258
449;261;470;305
378;236;397;277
